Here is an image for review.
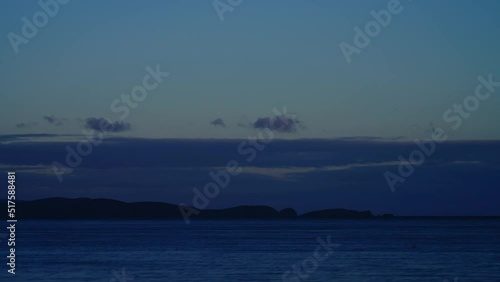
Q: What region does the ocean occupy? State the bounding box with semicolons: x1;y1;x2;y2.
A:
2;219;500;281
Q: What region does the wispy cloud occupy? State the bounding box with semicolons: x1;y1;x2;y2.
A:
15;122;37;129
43;115;67;126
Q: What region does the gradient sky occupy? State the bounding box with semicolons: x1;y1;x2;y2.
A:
1;0;500;139
1;1;500;216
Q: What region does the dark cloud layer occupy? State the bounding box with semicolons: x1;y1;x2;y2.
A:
85;118;131;132
2;137;499;169
1;137;499;215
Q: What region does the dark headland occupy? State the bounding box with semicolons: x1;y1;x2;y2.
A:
6;198;499;220
2;198;394;220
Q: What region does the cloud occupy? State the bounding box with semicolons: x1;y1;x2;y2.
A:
253;115;302;133
43;115;66;126
15;122;37;129
85;118;131;133
335;136;405;141
0;134;80;144
210;118;226;128
43;115;56;124
237;122;251;128
1;138;499;215
15;115;69;129
5;136;498;170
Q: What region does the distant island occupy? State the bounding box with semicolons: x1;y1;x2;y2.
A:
3;198;498;220
2;197;393;220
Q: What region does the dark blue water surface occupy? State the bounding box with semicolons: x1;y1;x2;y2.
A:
2;219;500;281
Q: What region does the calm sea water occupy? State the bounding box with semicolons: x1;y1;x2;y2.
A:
2;220;500;281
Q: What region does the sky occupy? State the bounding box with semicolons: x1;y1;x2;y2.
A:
0;0;499;215
1;0;499;139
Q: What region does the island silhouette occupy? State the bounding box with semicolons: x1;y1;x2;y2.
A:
4;198;392;220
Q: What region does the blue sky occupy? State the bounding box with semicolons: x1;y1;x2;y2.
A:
1;0;500;139
1;1;500;215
